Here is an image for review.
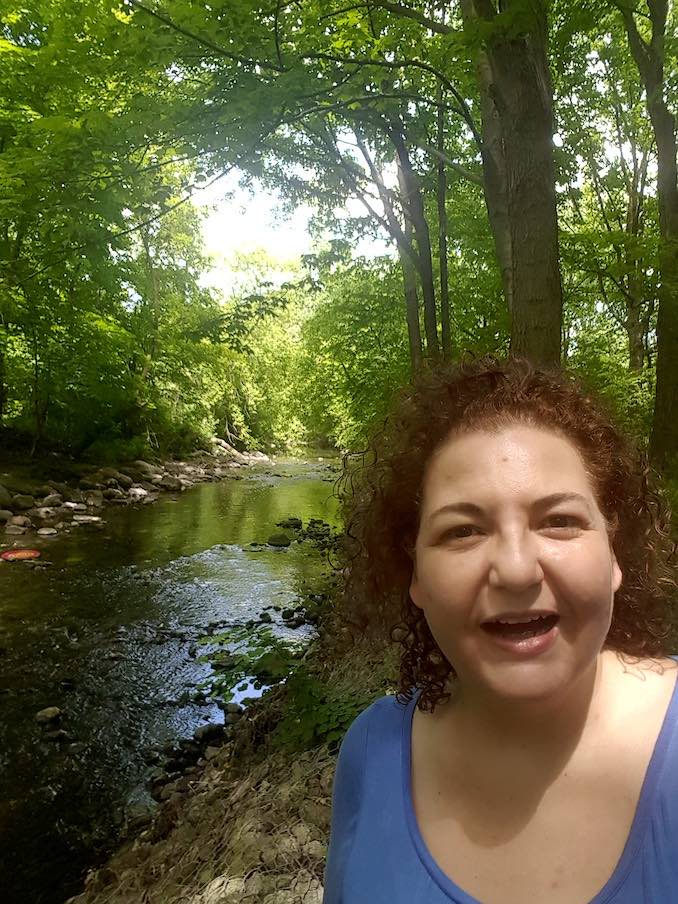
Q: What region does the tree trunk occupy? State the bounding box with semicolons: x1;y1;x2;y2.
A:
390;121;440;360
399;242;423;374
437;86;452;359
460;0;562;365
618;0;678;470
0;340;5;426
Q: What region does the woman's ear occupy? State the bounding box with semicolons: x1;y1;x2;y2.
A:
409;561;425;610
611;552;622;594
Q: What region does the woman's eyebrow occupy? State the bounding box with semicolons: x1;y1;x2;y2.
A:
428;492;594;522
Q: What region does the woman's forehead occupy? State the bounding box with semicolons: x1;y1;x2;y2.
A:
422;425;596;502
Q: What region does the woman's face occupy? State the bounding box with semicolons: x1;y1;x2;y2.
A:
409;425;622;703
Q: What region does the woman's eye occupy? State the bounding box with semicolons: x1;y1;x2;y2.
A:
442;525;480;541
542;514;582;532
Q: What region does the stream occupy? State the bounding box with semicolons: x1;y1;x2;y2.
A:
0;457;339;904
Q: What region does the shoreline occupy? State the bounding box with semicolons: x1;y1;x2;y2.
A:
0;439;270;552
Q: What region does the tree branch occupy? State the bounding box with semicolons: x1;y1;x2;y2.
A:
416;141;484;186
126;0;286;72
302;51;483;150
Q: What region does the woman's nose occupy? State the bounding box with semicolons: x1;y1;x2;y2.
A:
487;530;544;591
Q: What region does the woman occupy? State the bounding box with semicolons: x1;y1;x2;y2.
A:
324;357;677;904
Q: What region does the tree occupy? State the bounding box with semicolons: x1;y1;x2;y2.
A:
613;0;678;470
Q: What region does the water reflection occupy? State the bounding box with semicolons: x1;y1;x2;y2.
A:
0;458;338;903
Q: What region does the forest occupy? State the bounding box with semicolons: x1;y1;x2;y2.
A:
1;0;676;473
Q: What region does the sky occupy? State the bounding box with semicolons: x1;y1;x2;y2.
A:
195;169;391;298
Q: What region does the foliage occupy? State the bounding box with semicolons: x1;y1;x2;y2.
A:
200;622;379;751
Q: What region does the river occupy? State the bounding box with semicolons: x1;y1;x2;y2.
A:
0;457;339;904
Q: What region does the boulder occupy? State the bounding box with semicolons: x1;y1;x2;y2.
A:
9;515;32;527
128;486;148;501
84;490;104;507
37;527;58;537
32;507;57;520
0;484;12;507
42;494;63;507
12;494;35;511
36;706;62;724
193;723;225;744
103;488;125;500
267;532;291;548
0;510;13;523
132;460;157;476
159;474;182;492
4;524;26;535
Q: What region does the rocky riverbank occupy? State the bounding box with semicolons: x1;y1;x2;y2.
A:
66;640;395;904
0;438;269;548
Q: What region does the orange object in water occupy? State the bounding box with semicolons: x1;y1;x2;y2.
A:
1;549;41;561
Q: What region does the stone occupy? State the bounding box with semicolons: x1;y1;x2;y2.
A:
132;460;157;475
0;510;12;523
0;484;12;507
103;488;125;500
37;527;58;537
72;514;103;524
225;702;243;714
42;494;63;507
267;532;291;548
259;610;273;623
44;729;70;742
36;706;62;724
204;745;221;761
4;524;26;535
193;723;225;744
159;474;182;491
278;516;302;529
84;490;104;507
12;494;35;511
32;507;56;520
9;515;32;527
128;486;148;501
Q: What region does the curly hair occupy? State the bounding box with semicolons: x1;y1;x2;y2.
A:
338;356;676;712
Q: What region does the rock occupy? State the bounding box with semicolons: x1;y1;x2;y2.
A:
32;507;56;520
278;517;302;529
159;474;182;491
84;490;104;507
225;702;243;714
41;494;63;507
9;514;32;527
204;745;221;761
44;729;70;742
79;478;103;491
193;723;225;745
259;610;273;623
37;527;58;537
116;473;133;490
103;488;125;500
12;494;35;511
132;460;158;476
128;486;148;501
282;608;296;620
36;706;62;724
0;484;12;507
225;711;242;725
0;509;13;523
72;514;103;524
267;532;291;548
4;524;26;535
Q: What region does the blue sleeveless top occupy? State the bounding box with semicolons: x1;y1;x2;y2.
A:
324;677;678;903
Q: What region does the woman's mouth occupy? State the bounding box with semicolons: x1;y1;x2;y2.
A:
481;613;560;654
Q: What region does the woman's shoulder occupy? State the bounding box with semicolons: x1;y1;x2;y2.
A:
339;693;411;759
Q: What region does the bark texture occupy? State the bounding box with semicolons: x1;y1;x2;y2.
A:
461;0;562;365
618;0;678;469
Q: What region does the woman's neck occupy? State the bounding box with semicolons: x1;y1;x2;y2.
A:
439;654;609;762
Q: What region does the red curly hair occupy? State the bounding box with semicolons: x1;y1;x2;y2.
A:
339;356;676;712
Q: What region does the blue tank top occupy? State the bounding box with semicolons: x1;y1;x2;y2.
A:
324;677;678;903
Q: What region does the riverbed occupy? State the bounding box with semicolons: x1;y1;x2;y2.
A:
0;457;339;904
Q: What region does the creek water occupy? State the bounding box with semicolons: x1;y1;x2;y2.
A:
0;458;339;904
